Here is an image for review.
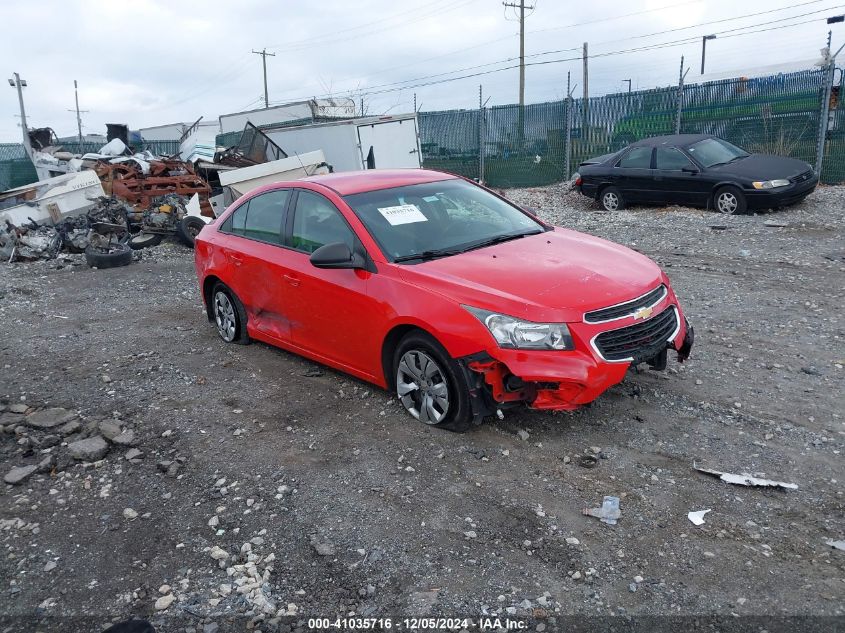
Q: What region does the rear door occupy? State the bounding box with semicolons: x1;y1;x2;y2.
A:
216;189;294;342
282;189;382;375
653;147;710;205
611;146;656;202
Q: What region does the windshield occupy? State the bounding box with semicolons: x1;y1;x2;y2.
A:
687;138;749;168
343;179;545;262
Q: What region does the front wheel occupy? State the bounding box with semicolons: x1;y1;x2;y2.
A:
393;332;472;432
713;186;747;215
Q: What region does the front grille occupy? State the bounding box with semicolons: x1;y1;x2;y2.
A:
593;306;678;362
792;169;814;184
584;285;666;323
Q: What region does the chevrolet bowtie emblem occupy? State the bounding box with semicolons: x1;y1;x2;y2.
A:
633;306;653;320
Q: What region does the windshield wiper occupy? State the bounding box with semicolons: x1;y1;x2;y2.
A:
393;248;465;263
463;229;544;251
393;230;543;263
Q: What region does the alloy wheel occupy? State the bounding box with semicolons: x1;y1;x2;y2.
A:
396;350;450;424
717;192;738;214
214;291;237;342
602;192;619;211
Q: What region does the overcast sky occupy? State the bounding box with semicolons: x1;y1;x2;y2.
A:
1;0;839;142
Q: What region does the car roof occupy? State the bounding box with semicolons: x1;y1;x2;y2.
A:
631;133;714;148
299;168;458;195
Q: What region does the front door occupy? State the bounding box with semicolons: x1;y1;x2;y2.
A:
653;147;710;206
282;189;382;376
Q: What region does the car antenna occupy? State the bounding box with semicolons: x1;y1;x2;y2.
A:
293;151;311;176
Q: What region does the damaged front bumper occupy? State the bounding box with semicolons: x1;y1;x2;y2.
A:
458;309;694;420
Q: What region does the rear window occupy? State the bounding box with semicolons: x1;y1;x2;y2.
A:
617;147;652;169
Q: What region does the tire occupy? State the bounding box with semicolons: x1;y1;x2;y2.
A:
713;185;747;215
211;283;250;344
393;331;472;432
176;216;206;248
128;233;163;250
84;243;132;269
599;186;625;211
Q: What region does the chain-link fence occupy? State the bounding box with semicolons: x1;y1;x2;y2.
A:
0;144;38;192
420;67;840;187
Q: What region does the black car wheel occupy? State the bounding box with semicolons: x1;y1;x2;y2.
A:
600;187;625;211
212;283;250;345
128;233;163;250
393;331;472;432
714;186;747;215
176;217;206;248
85;243;132;269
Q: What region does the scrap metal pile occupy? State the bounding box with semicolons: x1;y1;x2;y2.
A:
0;194;206;268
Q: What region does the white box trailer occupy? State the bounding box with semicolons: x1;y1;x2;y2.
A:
261;114;421;172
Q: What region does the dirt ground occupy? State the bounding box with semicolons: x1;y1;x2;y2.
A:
0;183;843;633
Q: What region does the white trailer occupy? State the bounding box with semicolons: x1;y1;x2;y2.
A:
0;170;104;226
219;98;356;135
261;114;421;172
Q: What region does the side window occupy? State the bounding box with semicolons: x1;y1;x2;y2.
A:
220;190;289;244
243;190;289;244
291;190;356;254
617;147;653;169
656;147;694;171
220;201;248;234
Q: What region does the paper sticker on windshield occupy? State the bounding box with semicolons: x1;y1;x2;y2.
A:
422;195;439;202
377;204;428;226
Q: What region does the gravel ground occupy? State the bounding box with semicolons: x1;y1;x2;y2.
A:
0;185;843;632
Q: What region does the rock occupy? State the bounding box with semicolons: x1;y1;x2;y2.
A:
111;430;135;446
203;624;219;633
123;508;138;520
208;515;219;528
629;583;638;593
124;448;143;461
209;546;229;560
159;584;171;594
571;571;582;580
310;536;335;556
565;537;580;545
68;436;108;461
464;530;478;539
38;434;61;448
25;408;77;429
4;464;38;485
44;561;57;572
517;429;530;440
9;403;29;414
36;456;54;473
98;420;122;440
154;593;176;610
58;420;81;436
634;575;644;583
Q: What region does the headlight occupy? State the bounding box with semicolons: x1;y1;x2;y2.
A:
463;306;574;350
752;179;790;189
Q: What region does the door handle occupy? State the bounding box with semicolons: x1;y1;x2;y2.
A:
284;274;300;287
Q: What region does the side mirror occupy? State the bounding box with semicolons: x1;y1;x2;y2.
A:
682;166;699;174
309;242;364;270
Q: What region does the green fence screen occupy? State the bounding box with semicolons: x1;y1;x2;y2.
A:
420;68;837;187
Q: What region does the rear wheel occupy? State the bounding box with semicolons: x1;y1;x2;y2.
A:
714;186;747;215
212;283;249;344
393;331;472;432
599;186;625;211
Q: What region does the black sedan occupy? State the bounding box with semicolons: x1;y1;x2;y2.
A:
573;134;818;214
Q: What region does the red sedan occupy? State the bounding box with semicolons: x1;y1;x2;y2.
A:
194;169;693;431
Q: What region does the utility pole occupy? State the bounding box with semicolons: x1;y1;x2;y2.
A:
251;48;276;108
700;35;717;75
69;80;87;147
582;42;589;141
503;0;533;149
8;72;32;154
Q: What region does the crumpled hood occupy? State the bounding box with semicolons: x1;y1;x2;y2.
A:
398;228;664;323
